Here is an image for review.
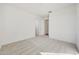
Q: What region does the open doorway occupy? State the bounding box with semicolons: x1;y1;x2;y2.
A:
35;17;49;37
44;20;49;36
35;11;51;37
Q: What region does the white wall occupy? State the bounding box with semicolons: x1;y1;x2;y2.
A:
0;4;42;46
0;4;3;45
0;4;5;47
76;4;79;51
49;5;76;44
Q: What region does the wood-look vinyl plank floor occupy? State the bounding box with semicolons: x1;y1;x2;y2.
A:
0;36;78;55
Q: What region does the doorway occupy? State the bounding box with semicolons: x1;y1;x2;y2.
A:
35;17;49;37
44;20;49;36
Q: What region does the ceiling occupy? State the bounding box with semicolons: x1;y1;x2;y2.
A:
9;3;75;17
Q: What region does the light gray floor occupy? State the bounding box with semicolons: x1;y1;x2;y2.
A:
0;36;78;55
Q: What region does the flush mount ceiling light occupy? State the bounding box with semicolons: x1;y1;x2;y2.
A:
48;11;52;13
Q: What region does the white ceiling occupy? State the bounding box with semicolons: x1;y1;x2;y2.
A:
10;3;75;17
